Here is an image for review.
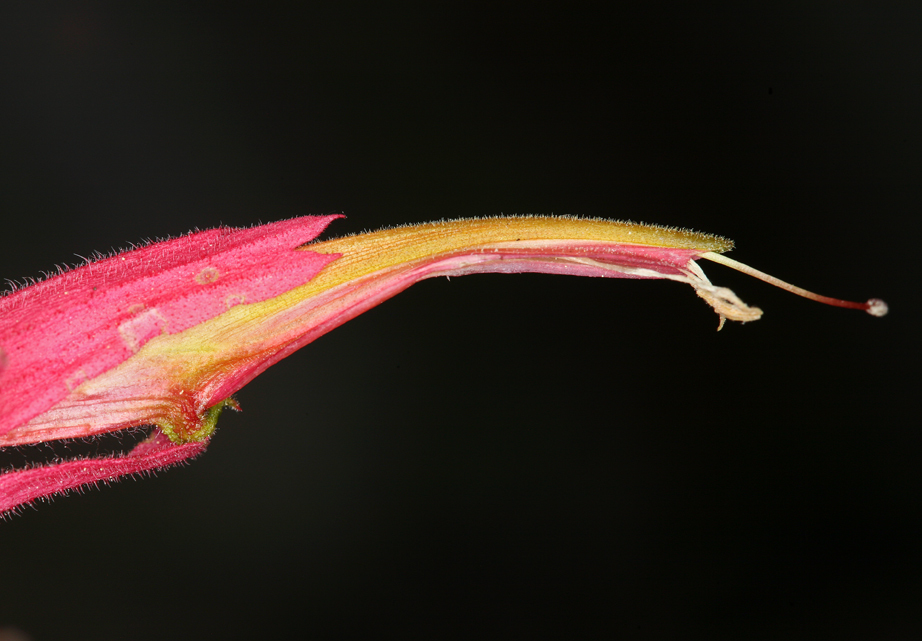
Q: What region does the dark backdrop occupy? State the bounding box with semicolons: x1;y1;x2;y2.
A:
0;3;917;639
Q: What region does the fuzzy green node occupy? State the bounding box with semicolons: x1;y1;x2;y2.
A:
157;397;239;444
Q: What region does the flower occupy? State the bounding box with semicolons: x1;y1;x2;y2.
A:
0;215;886;515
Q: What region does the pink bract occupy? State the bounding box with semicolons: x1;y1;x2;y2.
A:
0;215;341;440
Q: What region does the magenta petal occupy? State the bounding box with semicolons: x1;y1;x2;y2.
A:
0;430;205;516
0;215;341;438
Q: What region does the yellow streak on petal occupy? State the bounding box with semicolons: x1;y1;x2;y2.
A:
172;216;733;349
303;216;733;292
164;217;732;354
122;217;727;383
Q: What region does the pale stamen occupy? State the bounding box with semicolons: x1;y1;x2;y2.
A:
701;252;888;317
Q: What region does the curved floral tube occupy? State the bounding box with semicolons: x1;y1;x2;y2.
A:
0;215;885;515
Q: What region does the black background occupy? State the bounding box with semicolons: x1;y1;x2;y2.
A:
0;3;917;639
